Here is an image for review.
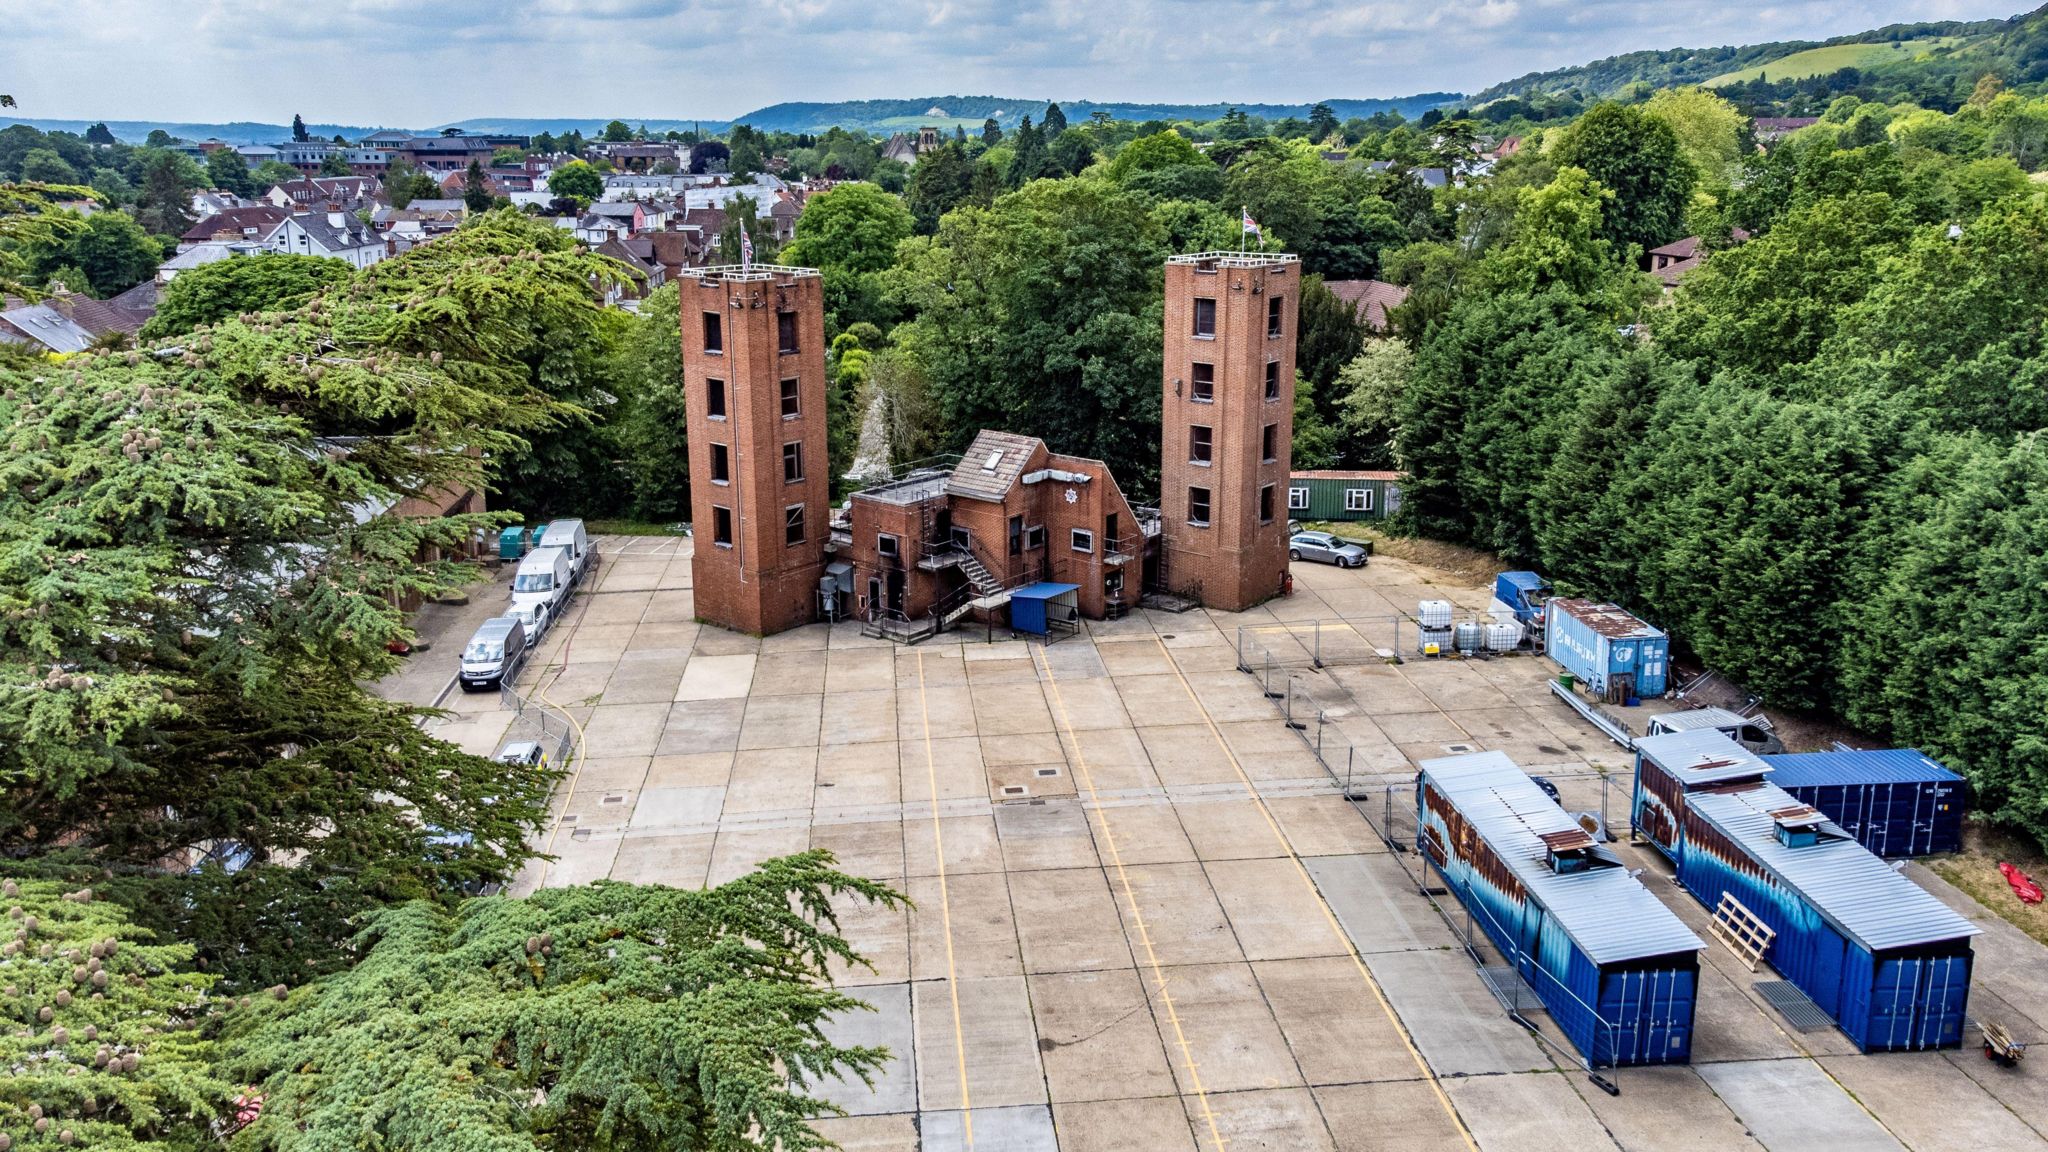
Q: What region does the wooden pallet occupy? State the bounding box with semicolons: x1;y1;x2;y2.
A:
1709;892;1775;971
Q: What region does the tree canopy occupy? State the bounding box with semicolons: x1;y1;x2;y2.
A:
223;856;905;1152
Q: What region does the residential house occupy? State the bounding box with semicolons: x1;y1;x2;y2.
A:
593;235;666;305
0;285;157;353
602;173;685;201
591;141;686;172
1645;229;1750;289
768;190;803;243
1322;279;1410;331
157;242;262;282
379;204;466;251
573;200;668;243
178;206;288;253
1753;117;1820;144
1367;160;1448;188
265;177;380;214
190;190;256;217
267;208;385;268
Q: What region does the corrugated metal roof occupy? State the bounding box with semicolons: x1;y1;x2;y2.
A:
1636;729;1772;786
1649;707;1753;734
1551;598;1665;641
1422;752;1703;966
1763;749;1962;789
1686;784;1979;951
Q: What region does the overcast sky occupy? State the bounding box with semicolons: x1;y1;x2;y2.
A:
0;0;2025;125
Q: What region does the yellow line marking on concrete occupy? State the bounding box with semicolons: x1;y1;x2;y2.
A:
1032;643;1229;1152
916;651;975;1148
1150;634;1480;1152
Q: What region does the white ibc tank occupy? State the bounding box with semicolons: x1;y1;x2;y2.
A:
1417;626;1453;654
1418;599;1454;629
1485;620;1523;651
1454;621;1485;653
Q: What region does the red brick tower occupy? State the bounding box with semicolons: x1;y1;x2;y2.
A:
682;264;830;634
1159;252;1299;612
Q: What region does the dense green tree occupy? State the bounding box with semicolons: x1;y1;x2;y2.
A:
463;159;495;212
252;160;302;189
57;209;162;296
1043;102;1068;136
1641;87;1746;187
1549;102;1696;252
0;875;231;1148
85;121;116;145
602;119;633;142
903;142;973;234
141;253;354;339
20;147;78;184
133;153;194;236
982;117;1003;146
1656;191;1912;377
1008;116;1048;187
611;281;690;520
1335;337;1414;469
1295;272;1367;393
779;181;915;332
890;178;1165;488
1309;102;1341;142
546;159;604;204
224;857;906;1152
1291;371;1338;468
1107;131;1207;183
1837;433;2048;835
206;146;255;197
291;113;308;142
1121;162;1224;204
317;151;351;177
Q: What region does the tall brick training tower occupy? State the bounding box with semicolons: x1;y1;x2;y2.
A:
1159;252;1300;612
683;264;829;635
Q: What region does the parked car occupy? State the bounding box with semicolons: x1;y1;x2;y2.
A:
1288;531;1368;568
537;518;595;584
458;615;527;692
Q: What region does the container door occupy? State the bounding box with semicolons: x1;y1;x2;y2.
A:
1806;925;1848;1017
1602;967;1696;1066
1908;782;1932;857
1906;954;1970;1050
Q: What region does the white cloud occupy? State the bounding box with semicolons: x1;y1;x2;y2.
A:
0;0;2022;125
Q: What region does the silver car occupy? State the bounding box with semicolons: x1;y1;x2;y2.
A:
1288;531;1368;568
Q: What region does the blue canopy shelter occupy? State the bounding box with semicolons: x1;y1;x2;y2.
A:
1010;582;1080;637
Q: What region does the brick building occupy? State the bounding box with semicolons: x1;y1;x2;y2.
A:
682;265;831;634
836;431;1146;638
1158;252;1300;612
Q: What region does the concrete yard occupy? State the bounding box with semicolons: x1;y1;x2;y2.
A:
415;534;2048;1152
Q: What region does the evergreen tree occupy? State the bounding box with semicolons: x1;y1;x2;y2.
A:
133;153;193;236
224;857;906;1152
1007;116;1046;188
205;146;254;197
903;142;973;234
291;113;308;142
463;158;494;212
1308;102;1340;142
1042;102;1067;136
982;117;1003;146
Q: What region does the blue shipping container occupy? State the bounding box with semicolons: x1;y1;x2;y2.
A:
1762;750;1965;858
1546;598;1669;701
1419;752;1703;1067
1640;732;1979;1052
1632;729;1775;864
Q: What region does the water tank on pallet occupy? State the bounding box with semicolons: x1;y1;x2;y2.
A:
1418;626;1453;655
1486;621;1523;651
1455;621;1485;653
1419;599;1454;628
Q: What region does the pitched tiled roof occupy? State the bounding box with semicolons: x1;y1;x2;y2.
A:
1322;279;1410;330
182;206;288;243
947;430;1044;502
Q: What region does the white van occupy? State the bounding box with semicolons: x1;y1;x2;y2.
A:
1644;707;1783;755
459;615;527;691
538;519;594;584
512;545;574;631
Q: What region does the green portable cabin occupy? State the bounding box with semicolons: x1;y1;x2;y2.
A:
1287;470;1403;522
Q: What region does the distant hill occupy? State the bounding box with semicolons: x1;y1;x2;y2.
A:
1471;10;2032;103
0;118;393;145
3;94;1459;147
725;94;1462;134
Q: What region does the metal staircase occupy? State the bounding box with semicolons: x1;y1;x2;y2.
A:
957;551;1000;597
